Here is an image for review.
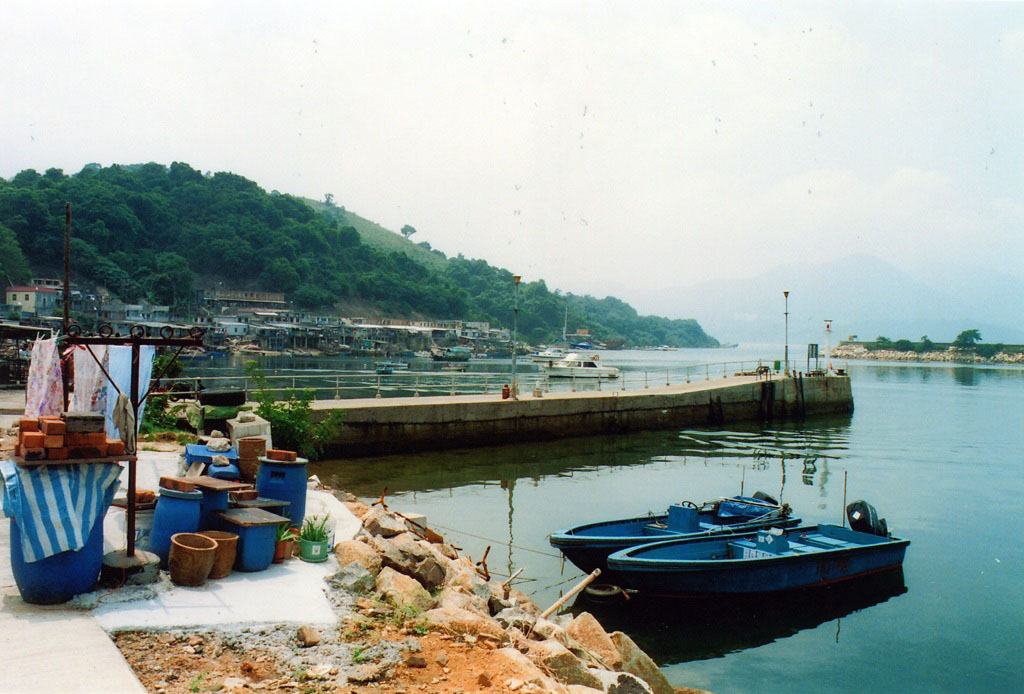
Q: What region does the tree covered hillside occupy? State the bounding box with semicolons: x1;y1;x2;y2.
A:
0;163;718;347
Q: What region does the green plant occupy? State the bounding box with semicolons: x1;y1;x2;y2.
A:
189;673;204;693
352;646;369;663
245;362;345;460
275;523;297;542
140;394;180;434
300;514;331;542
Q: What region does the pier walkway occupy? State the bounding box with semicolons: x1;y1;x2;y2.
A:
311;371;853;457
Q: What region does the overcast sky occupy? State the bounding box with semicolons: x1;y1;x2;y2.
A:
2;1;1022;313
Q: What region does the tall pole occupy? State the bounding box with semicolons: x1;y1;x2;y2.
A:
511;275;521;399
824;319;833;372
62;203;72;410
783;290;790;375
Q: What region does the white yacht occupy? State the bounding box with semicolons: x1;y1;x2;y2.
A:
542;353;620;379
531;346;568;362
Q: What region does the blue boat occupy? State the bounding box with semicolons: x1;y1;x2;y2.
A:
606;510;909;596
549;495;800;575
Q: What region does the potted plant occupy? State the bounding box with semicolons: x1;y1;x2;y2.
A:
273;523;297;564
298;514;331;563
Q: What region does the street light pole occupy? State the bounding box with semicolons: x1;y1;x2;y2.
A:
783;290;790;375
511;275;521;399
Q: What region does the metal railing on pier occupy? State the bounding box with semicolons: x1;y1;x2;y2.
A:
153;359;803;402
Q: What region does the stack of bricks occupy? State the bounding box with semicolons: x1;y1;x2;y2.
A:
15;413;127;462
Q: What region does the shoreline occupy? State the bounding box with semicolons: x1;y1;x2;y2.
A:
831;345;1024;365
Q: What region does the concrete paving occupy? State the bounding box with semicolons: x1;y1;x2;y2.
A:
1;449;361;692
0;389;25;415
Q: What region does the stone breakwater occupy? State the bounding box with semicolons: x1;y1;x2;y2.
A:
832;344;1024;364
330;495;708;693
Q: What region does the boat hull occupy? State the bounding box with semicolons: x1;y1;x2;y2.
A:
607;524;909;596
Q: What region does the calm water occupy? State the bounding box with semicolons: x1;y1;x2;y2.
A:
195;349;1024;692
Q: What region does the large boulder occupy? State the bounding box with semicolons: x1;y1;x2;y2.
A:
591;670;655;694
362;506;406;537
437;586;490;617
374;567;434;612
331;562;376;593
492;647;567;693
507;588;541;617
567;612;622;670
609;631;675;694
333;540;382;576
411;556;447;591
530;640;604;690
420;606;509;643
495;606;536;633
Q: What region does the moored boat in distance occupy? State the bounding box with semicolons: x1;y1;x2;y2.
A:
431;346;472;362
549;495;798;574
606;501;908;596
531;346;567;362
542;352;620;379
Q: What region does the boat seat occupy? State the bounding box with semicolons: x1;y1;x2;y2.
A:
797;535;846;549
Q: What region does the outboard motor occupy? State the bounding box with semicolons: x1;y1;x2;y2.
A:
752;490;778;506
846;500;889;537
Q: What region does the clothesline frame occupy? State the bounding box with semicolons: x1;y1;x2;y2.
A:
60;332;205;557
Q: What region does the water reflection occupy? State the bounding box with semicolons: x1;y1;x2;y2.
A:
571;568;908;664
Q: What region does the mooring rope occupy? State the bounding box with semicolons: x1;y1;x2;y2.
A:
426;521;564;559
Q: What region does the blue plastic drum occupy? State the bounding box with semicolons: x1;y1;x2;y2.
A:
10;516;105;604
149;487;203;569
256;457;308;527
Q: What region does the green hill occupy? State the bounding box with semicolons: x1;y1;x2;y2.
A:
0;162;719;347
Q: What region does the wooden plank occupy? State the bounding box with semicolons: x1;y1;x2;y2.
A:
14;455;136;468
234;497;291;510
217;507;290;527
164;475;249;491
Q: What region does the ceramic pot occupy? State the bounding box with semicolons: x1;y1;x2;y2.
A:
168;533;217;586
198;530;239;579
273;539;295;564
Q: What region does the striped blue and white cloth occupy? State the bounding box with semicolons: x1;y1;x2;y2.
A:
1;460;121;563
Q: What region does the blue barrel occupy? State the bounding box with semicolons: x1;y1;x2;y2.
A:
232;523;277;572
10;515;105;604
199;488;231;530
149;488;203;569
256;458;308;527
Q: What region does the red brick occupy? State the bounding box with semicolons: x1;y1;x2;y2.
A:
66;432;89;446
43;435;64;449
86;432;107;446
23;447;46;461
22;432;45;448
47;447;68;461
41;420;66;436
107;439;126;456
159;476;196;493
67;445;106;459
267;449;297;462
18;418;39;433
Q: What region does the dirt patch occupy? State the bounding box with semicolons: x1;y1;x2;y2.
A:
115;615;546;693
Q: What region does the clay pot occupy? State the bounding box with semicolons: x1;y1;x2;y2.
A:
238;458;260;484
168;533;217;586
238;437;267;459
198;530;239;579
273;539;295;564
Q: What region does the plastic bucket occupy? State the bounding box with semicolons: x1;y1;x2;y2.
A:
10;516;105;605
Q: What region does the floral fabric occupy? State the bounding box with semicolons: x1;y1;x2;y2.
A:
24;337;64;418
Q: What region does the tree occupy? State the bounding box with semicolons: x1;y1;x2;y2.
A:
916;335;935;353
893;339;914;352
324;193;335;207
400;224;417;239
873;336;892;350
0;222;30;284
953;329;982;349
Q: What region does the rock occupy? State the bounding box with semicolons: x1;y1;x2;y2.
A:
435;652;450;666
421;606;509;643
495;606;536;632
533;617;571;645
187;635;203;647
412;556;447;591
389;532;435;563
296;625;321;647
530;640;603;689
405;655;427;668
346;662;389;683
437;586;490;616
610;631;675;694
334;540;382;576
332;489;358;503
375;567;435;612
477;673;492;687
590;670;656;694
507;588;541;616
222;676;248;693
493;647;565;693
331;562;376;593
363;506;407;537
566;687;606;694
438;543;460;560
567;612;622;669
307;664;332;680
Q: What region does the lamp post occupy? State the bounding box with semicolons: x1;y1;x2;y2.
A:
783;291;790;375
511;275;521;399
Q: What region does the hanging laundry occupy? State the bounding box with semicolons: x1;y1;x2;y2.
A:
104;345;155;439
70;344;109;415
24;337;63;418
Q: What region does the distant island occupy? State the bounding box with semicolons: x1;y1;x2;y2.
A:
833;330;1024;365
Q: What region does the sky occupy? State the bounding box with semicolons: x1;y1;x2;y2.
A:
2;1;1023;317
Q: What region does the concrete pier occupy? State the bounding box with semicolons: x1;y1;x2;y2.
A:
312;372;853;457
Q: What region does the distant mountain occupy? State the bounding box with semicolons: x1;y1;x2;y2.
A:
632;254;1024;345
